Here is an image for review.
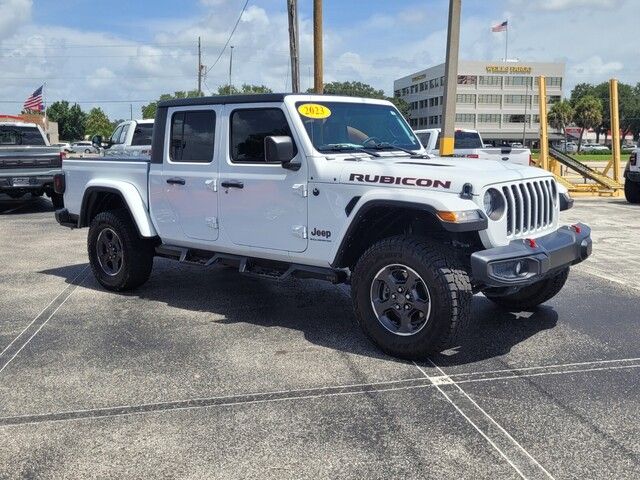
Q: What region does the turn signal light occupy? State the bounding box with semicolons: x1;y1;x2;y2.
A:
526;238;537;248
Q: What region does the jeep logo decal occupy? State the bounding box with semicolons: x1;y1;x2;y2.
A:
348;173;451;189
310;227;332;242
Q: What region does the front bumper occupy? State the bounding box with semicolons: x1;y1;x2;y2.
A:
470;223;592;288
0;175;55;192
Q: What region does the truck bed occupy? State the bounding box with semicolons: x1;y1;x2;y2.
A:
63;157;150;216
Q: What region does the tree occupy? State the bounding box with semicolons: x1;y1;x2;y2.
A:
84;107;113;138
141;90;203;119
548;100;574;148
216;84;273;95
46;101;87;141
573;95;603;152
570;83;596;107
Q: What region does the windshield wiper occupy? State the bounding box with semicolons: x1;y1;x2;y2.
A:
318;144;381;157
368;142;431;158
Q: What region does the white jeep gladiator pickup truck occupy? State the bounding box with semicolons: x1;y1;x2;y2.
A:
415;128;532;166
54;94;591;359
625;148;640;203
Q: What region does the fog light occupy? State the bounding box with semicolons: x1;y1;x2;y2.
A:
489;258;539;281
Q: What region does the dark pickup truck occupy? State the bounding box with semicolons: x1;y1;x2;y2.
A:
0;122;64;207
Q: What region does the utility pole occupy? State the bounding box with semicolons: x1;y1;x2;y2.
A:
229;45;234;94
287;0;300;92
313;0;323;94
440;0;461;156
197;36;202;96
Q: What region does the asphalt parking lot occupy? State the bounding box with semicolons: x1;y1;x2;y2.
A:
0;195;639;479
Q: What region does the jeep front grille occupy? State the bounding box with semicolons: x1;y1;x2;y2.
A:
502;179;557;237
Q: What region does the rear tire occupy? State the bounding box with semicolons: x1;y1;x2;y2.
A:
351;236;472;359
88;209;154;291
624;179;640;204
484;267;569;312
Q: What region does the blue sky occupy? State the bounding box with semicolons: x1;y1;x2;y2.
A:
0;0;637;120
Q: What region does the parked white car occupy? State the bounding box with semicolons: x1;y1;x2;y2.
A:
54;94;591;359
70;141;98;154
556;141;578;153
581;143;609;153
415;128;531;166
100;119;154;157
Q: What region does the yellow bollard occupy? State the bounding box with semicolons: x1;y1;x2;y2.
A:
609;79;621;186
538;76;549;172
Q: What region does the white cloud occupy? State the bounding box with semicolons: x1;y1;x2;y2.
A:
0;0;637;120
510;0;623;10
0;0;31;40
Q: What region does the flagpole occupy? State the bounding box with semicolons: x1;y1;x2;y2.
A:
505;22;509;61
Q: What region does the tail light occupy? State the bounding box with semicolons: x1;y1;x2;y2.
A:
53;173;65;194
466;154;479;158
631;152;637;166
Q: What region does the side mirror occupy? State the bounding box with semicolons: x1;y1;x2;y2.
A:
265;135;300;171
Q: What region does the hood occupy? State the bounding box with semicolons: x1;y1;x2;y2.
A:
338;155;551;196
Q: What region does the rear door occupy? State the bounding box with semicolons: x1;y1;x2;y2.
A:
155;105;220;244
218;104;308;253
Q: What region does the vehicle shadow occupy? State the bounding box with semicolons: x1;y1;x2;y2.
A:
0;195;54;215
40;259;558;366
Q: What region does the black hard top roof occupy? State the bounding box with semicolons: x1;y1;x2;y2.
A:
158;93;288;108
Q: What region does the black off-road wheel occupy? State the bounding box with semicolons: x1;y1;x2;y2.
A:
484;267;569;312
351;236;472;360
624;179;640;204
88;209;154;291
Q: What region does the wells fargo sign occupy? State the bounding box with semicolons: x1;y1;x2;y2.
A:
485;65;532;74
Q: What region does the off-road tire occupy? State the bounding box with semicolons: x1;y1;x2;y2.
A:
351;236;472;359
50;192;64;209
484;267;569;312
624;179;640;204
88;209;154;291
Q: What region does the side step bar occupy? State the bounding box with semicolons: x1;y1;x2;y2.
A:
155;244;348;284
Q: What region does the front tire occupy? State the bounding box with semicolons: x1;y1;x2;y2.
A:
351;236;472;359
624;179;640;204
484;267;569;312
88;209;154;291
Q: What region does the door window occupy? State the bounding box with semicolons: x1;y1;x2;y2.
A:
170;110;216;163
132;123;154;145
230;108;295;163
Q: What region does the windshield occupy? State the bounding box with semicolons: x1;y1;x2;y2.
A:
0;125;46;146
295;102;421;153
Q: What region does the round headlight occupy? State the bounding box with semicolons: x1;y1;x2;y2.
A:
483;188;505;221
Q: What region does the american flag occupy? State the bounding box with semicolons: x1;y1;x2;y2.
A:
491;20;508;32
23;86;44;111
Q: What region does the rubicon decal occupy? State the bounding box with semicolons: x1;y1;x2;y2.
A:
349;173;451;189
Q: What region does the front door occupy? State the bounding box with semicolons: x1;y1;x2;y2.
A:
155;105;220;244
218;105;307;253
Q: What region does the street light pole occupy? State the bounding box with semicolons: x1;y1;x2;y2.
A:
440;0;461;157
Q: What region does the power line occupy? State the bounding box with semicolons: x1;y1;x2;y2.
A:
206;0;251;74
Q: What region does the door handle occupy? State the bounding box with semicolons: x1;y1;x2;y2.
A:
221;180;244;189
166;177;186;185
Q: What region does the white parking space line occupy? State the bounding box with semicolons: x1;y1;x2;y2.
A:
1;356;639;428
414;361;556;480
0;266;88;375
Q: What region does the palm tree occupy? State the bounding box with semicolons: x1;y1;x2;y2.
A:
573;95;603;152
548;100;574;151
